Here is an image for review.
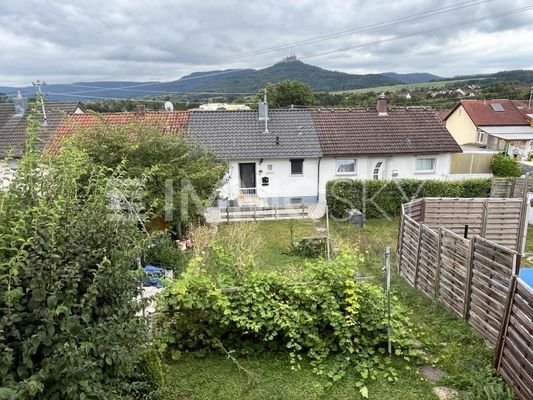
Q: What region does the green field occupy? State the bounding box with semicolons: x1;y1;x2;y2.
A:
332;79;471;94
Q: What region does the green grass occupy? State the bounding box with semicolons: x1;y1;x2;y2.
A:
159;218;510;400
525;226;533;254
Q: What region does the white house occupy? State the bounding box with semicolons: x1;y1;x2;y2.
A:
187;96;462;207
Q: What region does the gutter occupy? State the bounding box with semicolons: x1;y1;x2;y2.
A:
316;157;322;202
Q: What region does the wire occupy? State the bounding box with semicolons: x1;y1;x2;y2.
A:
6;0;492;96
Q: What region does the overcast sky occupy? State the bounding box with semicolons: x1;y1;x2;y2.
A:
1;0;533;87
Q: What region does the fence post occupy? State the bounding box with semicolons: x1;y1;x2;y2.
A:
518;175;530;253
510;177;516;197
414;224;424;288
226;206;229;222
493;275;517;370
397;211;405;274
463;237;476;320
254;205;257;221
275;203;278;220
480;200;488;237
434;227;442;300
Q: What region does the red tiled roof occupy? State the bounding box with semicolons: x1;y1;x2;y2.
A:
47;111;189;154
436;109;451;122
445;99;528;126
312;107;461;156
511;100;533;122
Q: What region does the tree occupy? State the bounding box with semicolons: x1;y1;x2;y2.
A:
0;121;152;399
491;153;522;177
67;118;227;235
262;80;316;108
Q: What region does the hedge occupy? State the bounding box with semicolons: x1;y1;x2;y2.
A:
326;178;492;219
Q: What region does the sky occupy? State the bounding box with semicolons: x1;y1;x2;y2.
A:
1;0;533;87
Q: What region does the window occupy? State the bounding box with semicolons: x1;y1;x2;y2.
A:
373;161;383;180
290;197;303;204
415;157;436;173
476;131;486;144
335;159;357;175
267;164;273;171
290;159;304;175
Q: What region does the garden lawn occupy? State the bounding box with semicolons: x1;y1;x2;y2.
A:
160;218;508;400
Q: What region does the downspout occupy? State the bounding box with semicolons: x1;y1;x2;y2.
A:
316;157;322;202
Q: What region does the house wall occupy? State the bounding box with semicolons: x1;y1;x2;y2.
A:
317;154;453;201
445;105;478;145
218;158;320;205
0;159;19;189
217;154;456;206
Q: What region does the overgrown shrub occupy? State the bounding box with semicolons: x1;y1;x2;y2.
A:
0;127;149;399
326;178;492;218
130;348;165;398
155;251;421;397
288;237;327;258
145;232;187;274
491;154;522;177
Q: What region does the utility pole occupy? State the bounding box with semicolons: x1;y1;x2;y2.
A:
32;80;47;124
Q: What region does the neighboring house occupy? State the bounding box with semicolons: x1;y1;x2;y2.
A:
0;99;82;187
50;107;189;153
188;96;462;206
187;109;323;206
312;98;462;200
444;99;533;161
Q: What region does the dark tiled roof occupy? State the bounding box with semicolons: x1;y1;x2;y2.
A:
312;107;462;156
0;102;81;157
49;111;188;154
445;99;528;126
186;109;322;159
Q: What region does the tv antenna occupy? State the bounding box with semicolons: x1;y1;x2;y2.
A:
32;80;47;124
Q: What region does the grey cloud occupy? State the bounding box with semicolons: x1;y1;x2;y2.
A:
0;0;532;86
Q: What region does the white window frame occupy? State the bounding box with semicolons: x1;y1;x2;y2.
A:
335;159;357;176
476;131;486;144
415;157;437;173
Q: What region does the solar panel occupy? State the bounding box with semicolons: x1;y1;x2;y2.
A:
490;103;505;112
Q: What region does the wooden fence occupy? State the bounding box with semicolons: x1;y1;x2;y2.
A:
222;203;310;222
495;277;533;400
404;197;525;251
398;197;531;399
491;176;533;198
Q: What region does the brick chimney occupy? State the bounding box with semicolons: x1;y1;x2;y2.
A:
377;93;388;116
135;105;146;117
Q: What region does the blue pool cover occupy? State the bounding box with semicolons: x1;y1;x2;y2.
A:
519;268;533;287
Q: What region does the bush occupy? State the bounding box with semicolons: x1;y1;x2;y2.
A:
491;154;522;177
131;348;165;398
145;233;187;274
155;251;421;397
326;178;492;219
0;127;148;398
288;237;327;258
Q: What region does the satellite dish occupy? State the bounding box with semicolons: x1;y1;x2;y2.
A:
164;101;174;112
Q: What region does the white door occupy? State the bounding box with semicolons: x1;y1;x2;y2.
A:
370;159;387;180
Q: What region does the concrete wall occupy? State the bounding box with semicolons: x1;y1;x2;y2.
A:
445;105;478;145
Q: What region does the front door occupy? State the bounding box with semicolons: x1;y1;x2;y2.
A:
239;163;256;189
371;159;387;180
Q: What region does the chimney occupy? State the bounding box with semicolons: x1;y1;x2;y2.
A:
377;93;388;116
14;91;28;116
135;105;146;117
258;89;269;133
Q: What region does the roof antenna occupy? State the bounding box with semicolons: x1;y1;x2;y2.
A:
258;88;269;134
32;80;47;125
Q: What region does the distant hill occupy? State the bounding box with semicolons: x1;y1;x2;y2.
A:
1;63;532;101
0;60;401;100
163;60;401;93
381;72;443;84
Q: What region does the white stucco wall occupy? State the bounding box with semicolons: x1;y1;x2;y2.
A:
0;159;19;189
218;158;321;204
318;154;453;201
218;154;454;205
